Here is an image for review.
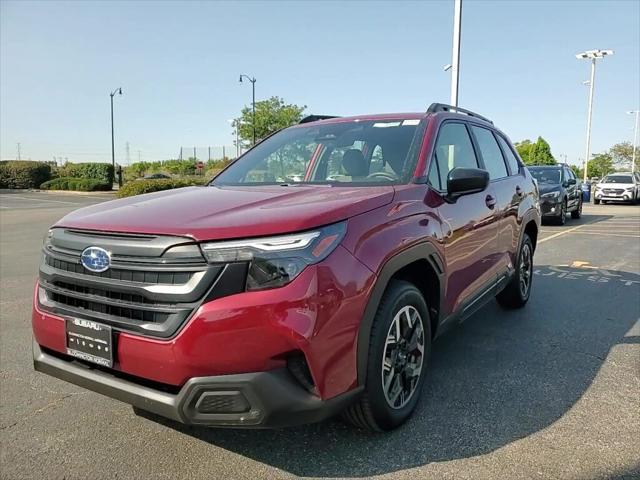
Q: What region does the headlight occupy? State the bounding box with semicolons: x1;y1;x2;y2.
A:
541;191;560;199
200;222;346;291
625;186;635;192
595;185;602;190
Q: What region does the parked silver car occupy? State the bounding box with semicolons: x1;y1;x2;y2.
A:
594;173;639;204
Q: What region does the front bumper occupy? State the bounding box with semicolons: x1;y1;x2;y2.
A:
539;199;562;217
33;341;361;427
594;191;634;202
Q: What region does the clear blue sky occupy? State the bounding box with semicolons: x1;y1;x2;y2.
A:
1;0;639;165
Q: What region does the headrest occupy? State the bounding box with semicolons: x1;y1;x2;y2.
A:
342;149;368;177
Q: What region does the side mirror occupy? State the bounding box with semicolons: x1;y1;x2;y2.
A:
567;178;577;185
446;167;489;200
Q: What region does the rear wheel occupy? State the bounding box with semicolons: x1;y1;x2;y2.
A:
343;281;431;432
497;233;534;309
571;198;582;219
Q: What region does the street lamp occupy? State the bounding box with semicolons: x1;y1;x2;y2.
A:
627;110;639;173
110;87;123;182
575;49;613;182
238;74;256;145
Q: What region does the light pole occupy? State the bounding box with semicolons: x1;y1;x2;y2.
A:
239;74;256;145
575;49;613;182
628;110;639;173
449;0;462;107
110;87;123;181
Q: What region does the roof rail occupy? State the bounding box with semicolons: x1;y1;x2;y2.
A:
298;115;340;124
426;103;493;125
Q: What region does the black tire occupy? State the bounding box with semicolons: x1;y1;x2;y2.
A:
594;198;600;205
571;198;582;219
555;200;567;225
343;280;431;432
497;233;534;309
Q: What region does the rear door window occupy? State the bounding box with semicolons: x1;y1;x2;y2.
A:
496;135;521;175
471;126;508;180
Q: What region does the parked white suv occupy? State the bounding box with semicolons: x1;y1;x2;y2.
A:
594;173;639;204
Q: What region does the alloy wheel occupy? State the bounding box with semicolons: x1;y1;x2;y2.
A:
381;305;425;409
519;243;533;298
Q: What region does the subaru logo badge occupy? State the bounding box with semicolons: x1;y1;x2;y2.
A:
80;246;111;273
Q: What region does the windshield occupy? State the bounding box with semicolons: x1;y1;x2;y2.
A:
213;119;424;186
529;168;561;185
602;175;633;184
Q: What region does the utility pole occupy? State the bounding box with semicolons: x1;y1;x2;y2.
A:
239;74;257;145
126;142;131;165
16;142;21;161
628;110;639;173
236;121;240;157
575;49;613;183
110;87;123;180
450;0;462;107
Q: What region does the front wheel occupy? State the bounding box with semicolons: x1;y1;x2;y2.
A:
571;198;582;219
555;200;567;225
594;198;601;205
497;233;534;309
343;281;431;432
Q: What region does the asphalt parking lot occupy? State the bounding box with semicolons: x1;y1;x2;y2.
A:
0;190;638;480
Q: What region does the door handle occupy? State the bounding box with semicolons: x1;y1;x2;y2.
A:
485;195;496;209
516;185;523;196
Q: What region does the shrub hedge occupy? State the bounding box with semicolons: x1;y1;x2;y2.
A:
0;161;52;189
40;177;112;192
58;162;114;184
116;177;209;198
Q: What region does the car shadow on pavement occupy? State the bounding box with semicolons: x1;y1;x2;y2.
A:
137;266;639;478
541;210;614;228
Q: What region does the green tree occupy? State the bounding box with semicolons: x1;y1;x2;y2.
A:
515;137;556;165
529;136;556;165
609;141;638;171
514;140;533;164
587;153;615;179
235;96;306;146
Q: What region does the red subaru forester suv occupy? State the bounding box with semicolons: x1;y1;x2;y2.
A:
33;104;540;431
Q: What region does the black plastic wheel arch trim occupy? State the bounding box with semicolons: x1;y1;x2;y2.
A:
356;242;445;385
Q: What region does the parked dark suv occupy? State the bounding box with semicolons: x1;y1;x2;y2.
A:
528;165;582;224
32;104;541;432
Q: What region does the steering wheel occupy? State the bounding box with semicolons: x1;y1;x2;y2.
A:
366;171;397;181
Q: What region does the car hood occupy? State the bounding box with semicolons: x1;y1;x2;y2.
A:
537;184;561;194
596;182;635;189
55;185;395;241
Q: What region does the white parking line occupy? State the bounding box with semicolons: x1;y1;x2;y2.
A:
538;222;595;244
573;231;640;238
1;195;80;205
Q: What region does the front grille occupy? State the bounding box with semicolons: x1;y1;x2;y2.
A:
47;289;171;324
45;256;193;285
603;188;624;195
37;228;241;338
